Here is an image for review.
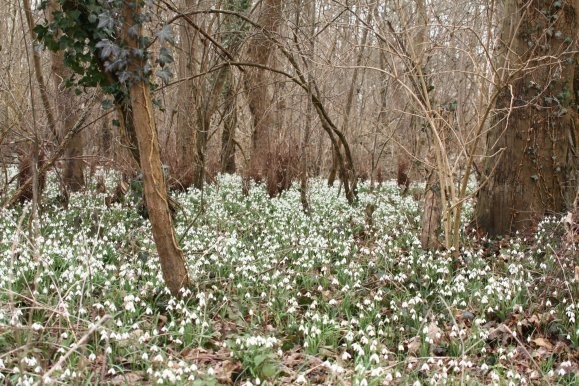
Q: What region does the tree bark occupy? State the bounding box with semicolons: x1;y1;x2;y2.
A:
220;70;237;174
22;0;58;142
47;0;84;192
175;0;198;189
244;0;282;180
122;1;190;296
475;0;578;236
220;0;252;174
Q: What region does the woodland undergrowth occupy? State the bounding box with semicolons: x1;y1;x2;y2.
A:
0;169;577;385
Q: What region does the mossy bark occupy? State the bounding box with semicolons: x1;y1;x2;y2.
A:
475;0;578;235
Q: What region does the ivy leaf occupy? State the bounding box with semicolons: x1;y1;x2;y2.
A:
155;25;174;44
156;46;173;67
97;12;114;31
132;48;145;59
117;71;130;84
128;25;140;39
143;63;152;76
101;99;114;109
156;67;173;84
33;24;48;39
95;39;116;60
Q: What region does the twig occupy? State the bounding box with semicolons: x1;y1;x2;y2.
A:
34;315;111;386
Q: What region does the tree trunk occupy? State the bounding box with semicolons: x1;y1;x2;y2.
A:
219;0;252;174
475;0;578;236
297;0;315;213
122;1;190;296
244;0;282;180
22;0;58;142
175;0;197;189
220;70;237;174
47;0;84;192
115;92;141;167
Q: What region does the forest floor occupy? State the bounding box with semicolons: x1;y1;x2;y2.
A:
0;171;577;385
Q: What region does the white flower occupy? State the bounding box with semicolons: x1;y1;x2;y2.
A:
31;323;43;331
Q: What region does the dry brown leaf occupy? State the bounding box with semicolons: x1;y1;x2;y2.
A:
157;314;168;329
488;323;515;344
108;372;144;385
532;337;553;350
427;322;443;345
214;359;242;385
181;347;216;363
553;341;571;354
528;370;541;380
531;347;551;360
406;336;421;356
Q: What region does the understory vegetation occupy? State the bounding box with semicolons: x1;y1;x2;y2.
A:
0;171;577;385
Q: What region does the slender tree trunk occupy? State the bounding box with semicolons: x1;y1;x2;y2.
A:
121;1;190;296
220;0;253;174
330;9;370;182
115;92;141;168
220;70;237;174
175;0;197;189
244;0;282;180
475;0;578;236
47;0;84;192
22;0;58;142
407;0;443;250
298;0;315;213
192;107;209;189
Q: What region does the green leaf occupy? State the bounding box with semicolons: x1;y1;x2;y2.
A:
253;353;267;367
101;99;114;109
260;362;278;379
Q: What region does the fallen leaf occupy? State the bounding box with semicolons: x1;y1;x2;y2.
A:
406;336;421;356
529;370;541;380
214;359;242;385
181;347;216;363
108;372;144;385
488;323;515;344
532;337;553;350
426;322;443;345
531;347;550;360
